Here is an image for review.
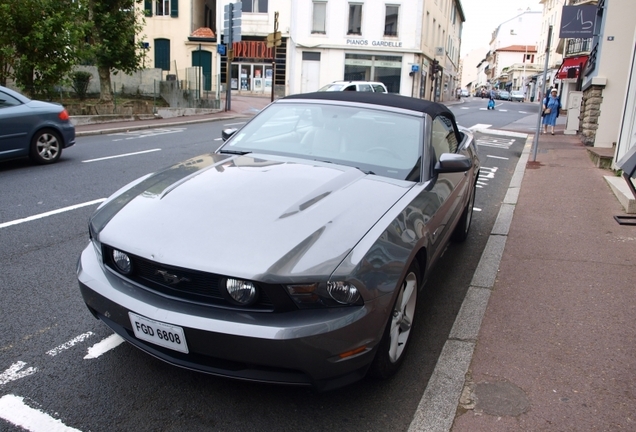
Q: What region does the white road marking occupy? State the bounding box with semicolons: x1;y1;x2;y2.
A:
487;155;509;160
46;332;94;357
109;127;186;142
519;111;529;114
460;107;470;110
214;138;222;141
223;122;246;126
473;207;482;212
468;123;492;130
84;334;125;359
0;394;82;432
498;109;508;112
82;148;161;163
479;108;487;111
476;136;516;149
0;199;106;230
0;362;37;386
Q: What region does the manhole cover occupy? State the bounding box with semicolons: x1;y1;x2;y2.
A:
474;380;529;416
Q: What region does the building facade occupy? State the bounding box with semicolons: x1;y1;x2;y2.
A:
136;0;465;101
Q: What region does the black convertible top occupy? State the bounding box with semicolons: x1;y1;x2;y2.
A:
283;91;454;119
282;91;462;142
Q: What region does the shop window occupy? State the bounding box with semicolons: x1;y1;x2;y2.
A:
348;4;362;35
384;5;398;36
312;2;327;34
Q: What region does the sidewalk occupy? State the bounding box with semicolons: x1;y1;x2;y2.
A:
449;125;636;430
73;94;273;136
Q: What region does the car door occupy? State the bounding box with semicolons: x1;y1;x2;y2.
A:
423;115;466;260
0;90;30;159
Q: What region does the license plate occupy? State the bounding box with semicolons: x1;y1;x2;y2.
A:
129;312;189;354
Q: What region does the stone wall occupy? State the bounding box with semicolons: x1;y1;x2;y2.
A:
579;85;604;146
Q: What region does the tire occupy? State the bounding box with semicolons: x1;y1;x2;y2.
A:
30;129;62;164
368;261;420;379
451;181;476;242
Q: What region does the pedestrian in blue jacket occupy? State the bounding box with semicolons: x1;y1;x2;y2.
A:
542;88;561;134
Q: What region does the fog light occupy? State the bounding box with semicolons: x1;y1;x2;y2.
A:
327;281;360;305
112;249;132;275
225;278;257;305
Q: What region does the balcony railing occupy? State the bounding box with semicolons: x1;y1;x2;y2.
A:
565;38;593;56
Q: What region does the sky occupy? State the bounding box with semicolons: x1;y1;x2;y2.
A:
459;0;543;57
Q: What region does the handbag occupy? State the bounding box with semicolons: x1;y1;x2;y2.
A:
543;108;551;115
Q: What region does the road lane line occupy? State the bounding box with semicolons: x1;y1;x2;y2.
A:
0;395;82;432
0;362;37;386
82;148;161;163
84;334;125;359
0;199;106;229
487;155;509;160
46;332;94;357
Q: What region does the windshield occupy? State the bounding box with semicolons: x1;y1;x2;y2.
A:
318;84;345;92
221;102;424;181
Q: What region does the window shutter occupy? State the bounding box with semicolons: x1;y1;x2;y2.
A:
171;0;178;17
144;0;152;17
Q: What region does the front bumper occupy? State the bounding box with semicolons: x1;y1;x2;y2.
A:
77;244;391;391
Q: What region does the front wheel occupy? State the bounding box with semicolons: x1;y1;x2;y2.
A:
30;129;62;164
368;261;420;379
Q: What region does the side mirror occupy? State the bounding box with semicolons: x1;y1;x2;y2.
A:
435;153;472;173
222;128;238;141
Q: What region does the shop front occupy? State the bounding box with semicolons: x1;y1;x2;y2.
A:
221;36;286;95
343;53;402;93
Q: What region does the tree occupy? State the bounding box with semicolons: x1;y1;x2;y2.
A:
85;0;145;102
0;0;84;96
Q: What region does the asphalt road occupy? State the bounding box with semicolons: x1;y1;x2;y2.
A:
0;112;530;431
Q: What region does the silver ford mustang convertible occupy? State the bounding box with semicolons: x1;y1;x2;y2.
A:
77;91;480;391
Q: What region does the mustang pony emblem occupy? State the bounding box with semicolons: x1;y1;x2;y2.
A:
155;269;190;285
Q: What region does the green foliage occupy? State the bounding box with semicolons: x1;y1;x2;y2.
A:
85;0;146;101
0;0;86;96
70;71;93;100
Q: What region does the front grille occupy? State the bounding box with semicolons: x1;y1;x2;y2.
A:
103;245;279;311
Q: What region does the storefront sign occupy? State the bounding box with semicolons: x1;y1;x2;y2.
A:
232;41;274;60
346;39;403;48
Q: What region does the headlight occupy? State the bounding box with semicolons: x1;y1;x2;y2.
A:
327;281;360;304
286;281;363;308
224;278;258;305
112;249;132;275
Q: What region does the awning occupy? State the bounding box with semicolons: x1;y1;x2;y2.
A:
556;56;589;80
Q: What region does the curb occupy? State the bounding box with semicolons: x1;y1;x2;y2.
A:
408;134;533;432
74;114;252;137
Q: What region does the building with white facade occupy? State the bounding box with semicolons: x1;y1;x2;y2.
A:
288;0;464;101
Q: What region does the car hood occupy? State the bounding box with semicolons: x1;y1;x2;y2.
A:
93;153;412;280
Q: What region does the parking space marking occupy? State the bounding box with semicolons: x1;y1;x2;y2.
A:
109;127;186;141
476;136;515;149
82;148;161;163
0;362;37;386
0;394;82;432
468;123;492;130
84;334;125;359
0;199;106;230
46;332;94;357
487;155;509;160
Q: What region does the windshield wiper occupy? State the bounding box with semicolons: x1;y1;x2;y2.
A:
219;149;252;155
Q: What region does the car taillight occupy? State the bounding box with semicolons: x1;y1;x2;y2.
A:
58;109;70;121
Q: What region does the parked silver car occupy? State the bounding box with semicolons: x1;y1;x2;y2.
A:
0;85;75;164
77;92;480;391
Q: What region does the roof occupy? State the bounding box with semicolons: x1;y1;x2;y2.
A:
282;92;455;120
497;45;537;53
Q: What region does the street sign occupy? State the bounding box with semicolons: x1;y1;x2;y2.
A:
217;44;226;56
222;2;242;43
266;31;282;48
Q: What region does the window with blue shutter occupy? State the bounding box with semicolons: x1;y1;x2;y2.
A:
170;0;178;17
144;0;152;16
